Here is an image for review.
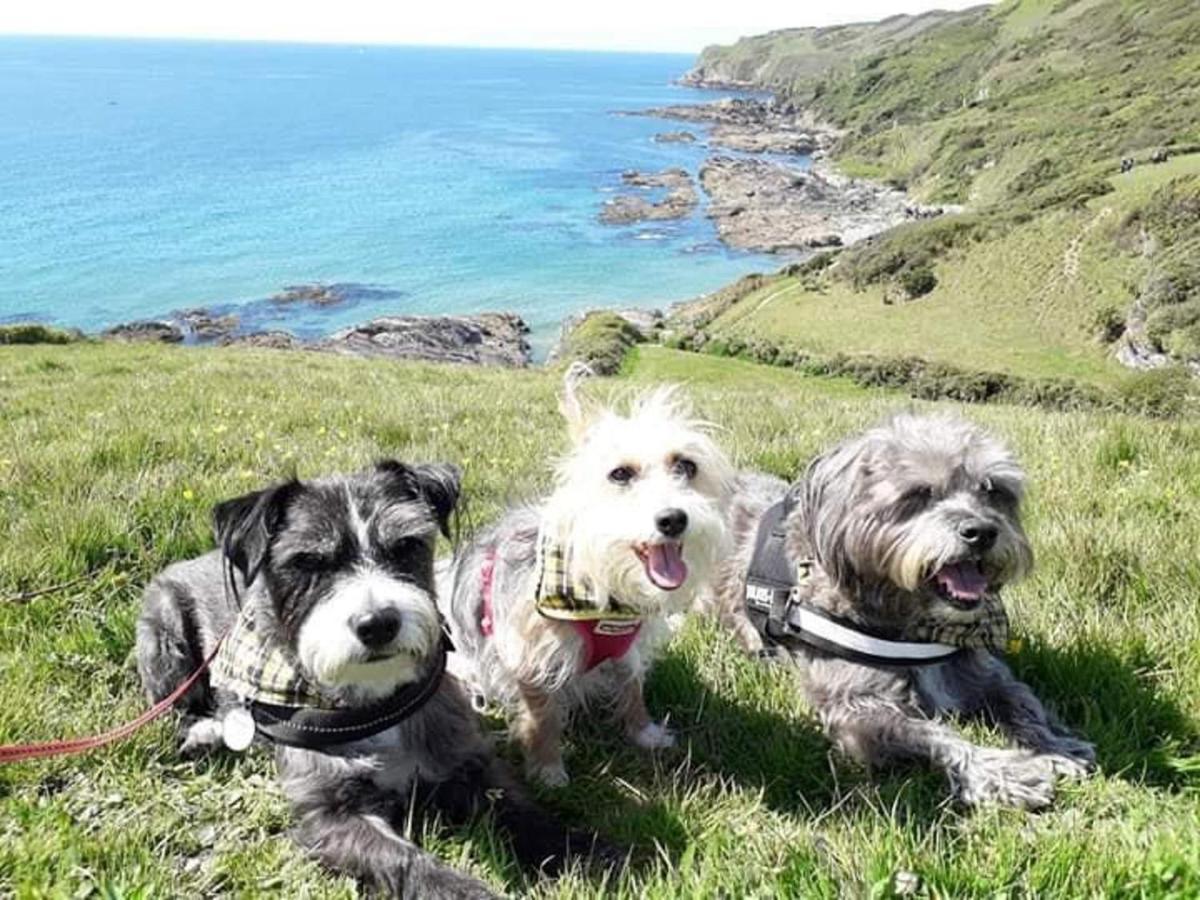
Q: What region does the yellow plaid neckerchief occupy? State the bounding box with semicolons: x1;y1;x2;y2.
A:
901;593;1010;652
534;528;642;624
211;609;332;709
792;562;1010;654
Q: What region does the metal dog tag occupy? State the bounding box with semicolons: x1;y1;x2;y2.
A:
222;707;256;752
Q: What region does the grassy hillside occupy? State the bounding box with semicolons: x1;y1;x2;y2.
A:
679;0;1200;376
3;343;1200;896
683;8;984;89
677;154;1200;400
696;0;1200;205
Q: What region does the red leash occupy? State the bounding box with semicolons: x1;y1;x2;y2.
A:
0;637;224;765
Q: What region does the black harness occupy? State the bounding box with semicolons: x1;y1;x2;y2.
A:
744;498;964;667
247;633;452;750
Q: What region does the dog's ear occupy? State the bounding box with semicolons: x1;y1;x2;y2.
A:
212;480;302;586
792;439;862;586
374;460;462;538
559;361;599;445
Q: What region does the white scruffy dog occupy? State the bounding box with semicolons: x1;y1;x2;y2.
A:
442;366;734;785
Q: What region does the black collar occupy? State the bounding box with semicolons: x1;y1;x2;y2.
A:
744;498;963;667
248;633;451;750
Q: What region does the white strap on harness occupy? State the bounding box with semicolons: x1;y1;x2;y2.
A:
788;605;958;661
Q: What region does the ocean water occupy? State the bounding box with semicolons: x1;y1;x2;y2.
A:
0;37;793;355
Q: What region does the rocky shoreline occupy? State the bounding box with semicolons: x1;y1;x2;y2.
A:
608;95;940;254
599;168;699;225
95;288;533;368
631;97;839;159
47;90;940;372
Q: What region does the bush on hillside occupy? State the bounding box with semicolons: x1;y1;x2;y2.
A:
1091;306;1127;344
1113;366;1193;418
1146;300;1200;361
557;312;644;375
839;215;992;289
0;323;84;345
1022;173;1114;211
1137;175;1200;245
899;264;938;299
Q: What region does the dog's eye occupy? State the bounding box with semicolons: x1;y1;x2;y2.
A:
900;485;932;508
671;457;698;480
608;465;637;485
981;478;1016;504
290;552;334;574
385;536;430;560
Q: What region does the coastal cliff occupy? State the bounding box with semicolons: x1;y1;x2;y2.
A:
669;0;1200;377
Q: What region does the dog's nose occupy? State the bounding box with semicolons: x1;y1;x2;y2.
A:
654;508;688;538
959;520;998;552
353;609;401;648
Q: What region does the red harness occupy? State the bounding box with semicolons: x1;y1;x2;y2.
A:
479;546;642;673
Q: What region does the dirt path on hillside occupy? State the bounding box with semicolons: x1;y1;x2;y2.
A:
1035;206;1113;326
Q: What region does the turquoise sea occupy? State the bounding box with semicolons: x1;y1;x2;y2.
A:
0;37;791;354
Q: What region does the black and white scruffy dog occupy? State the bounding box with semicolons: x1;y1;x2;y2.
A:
137;461;612;898
712;414;1096;809
441;369;734;786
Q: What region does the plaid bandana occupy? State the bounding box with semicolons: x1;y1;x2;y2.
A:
902;593;1010;652
534;528;642;624
211;609;332;709
793;562;1010;653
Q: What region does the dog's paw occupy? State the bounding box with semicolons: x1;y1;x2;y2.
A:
1043;752;1093;781
1047;735;1097;772
527;760;570;788
178;717;224;759
955;749;1058;810
631;720;676;750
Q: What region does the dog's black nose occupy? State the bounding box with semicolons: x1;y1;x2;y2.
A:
353;609;401;648
959;520;998;551
654;508;688;538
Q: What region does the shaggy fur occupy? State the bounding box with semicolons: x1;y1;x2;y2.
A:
442;370;734;786
712;414;1096;809
136;461;613;899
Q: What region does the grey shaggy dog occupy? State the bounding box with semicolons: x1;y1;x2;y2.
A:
713;414;1096;809
136;461;613;899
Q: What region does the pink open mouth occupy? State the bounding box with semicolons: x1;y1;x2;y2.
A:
931;560;989;606
634;542;688;591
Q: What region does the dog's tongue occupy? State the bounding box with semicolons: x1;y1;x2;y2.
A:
934;561;989;602
643;543;688;591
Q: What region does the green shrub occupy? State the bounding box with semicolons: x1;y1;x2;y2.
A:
899;264;938;299
1139;175;1200;245
1023;174;1114;211
557;312;643;375
840;215;992;289
1091;306;1127;344
780;251;837;278
0;323;84;345
1146;300;1200;355
676;332;1187;416
1114;367;1194;418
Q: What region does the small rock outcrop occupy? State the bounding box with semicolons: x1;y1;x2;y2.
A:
319;314;531;367
630;98;838;159
175;308;240;342
221;330;301;350
698;156;913;253
271;283;352;306
653;131;697;144
599;168;699;225
102;320;184;343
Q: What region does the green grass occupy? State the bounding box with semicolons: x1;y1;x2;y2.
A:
689;0;1200;370
0;324;84;346
692;155;1200;391
3;342;1200;896
554;312;645;376
702;0;1200;208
